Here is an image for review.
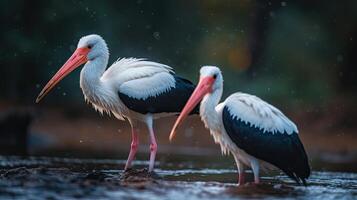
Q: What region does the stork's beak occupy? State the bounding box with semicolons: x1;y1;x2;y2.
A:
169;76;215;141
36;47;90;103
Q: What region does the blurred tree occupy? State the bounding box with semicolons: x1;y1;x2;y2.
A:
0;0;356;107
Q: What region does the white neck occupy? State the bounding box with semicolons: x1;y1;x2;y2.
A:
80;55;108;100
200;86;223;132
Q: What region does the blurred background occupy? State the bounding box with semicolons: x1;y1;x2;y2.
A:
0;0;356;172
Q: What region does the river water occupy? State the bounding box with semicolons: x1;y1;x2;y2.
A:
0;156;356;200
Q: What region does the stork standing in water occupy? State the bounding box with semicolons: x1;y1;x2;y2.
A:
36;34;198;172
169;66;310;185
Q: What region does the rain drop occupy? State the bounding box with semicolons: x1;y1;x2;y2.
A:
153;32;160;40
269;11;275;18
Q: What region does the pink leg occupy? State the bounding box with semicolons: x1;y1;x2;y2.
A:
149;137;157;172
146;117;157;172
124;127;139;170
239;172;245;186
254;176;260;184
251;159;260;184
234;155;245;186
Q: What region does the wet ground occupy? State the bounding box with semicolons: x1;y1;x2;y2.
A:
0;156;356;200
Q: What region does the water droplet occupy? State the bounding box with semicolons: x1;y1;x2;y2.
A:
153;32;160;40
269;11;275;18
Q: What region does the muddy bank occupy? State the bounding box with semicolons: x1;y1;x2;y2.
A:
27;111;357;173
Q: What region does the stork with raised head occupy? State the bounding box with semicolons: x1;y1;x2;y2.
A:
169;66;310;185
36;34;198;172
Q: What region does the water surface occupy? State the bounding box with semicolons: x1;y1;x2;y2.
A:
0;156;356;200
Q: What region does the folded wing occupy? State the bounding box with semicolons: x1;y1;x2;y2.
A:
222;92;310;184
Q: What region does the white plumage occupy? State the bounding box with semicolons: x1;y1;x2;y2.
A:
170;66;310;185
102;58;173;84
37;34;198;172
119;71;176;100
82;57;178;120
224;93;298;135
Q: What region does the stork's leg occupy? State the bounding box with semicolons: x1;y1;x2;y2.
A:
250;158;260;184
233;154;245;186
125;120;139;170
145;116;157;172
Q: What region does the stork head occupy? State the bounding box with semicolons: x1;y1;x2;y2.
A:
77;34;109;61
169;66;223;141
36;34;108;103
199;66;223;92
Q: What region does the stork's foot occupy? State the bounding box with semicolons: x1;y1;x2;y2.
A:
120;168;160;183
123;167;134;173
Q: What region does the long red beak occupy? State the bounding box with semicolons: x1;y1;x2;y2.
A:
36;47;90;103
169;76;215;141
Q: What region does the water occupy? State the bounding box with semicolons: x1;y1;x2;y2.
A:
0;156;356;200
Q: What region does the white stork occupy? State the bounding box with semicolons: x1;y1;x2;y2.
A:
169;66;310;185
36;34;199;172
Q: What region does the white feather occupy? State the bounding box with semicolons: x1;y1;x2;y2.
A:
101;58;177;100
80;56;176;120
224;92;298;135
101;58;173;82
120;72;175;100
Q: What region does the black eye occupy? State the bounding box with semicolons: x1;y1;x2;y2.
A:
87;44;92;49
213;74;217;79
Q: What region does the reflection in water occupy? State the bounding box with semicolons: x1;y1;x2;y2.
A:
0;156;356;200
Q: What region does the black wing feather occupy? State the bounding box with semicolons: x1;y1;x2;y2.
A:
222;106;310;185
119;75;199;114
